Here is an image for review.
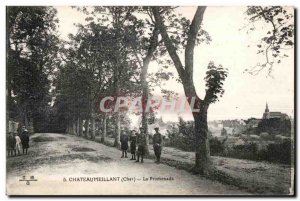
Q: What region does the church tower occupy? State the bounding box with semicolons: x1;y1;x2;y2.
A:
263;102;270;119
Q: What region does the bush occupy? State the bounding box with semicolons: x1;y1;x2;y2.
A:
258;139;292;164
209;137;225;155
224;142;258;160
165;118;195;152
221;140;292;165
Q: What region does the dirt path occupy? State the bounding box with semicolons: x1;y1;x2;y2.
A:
7;133;249;195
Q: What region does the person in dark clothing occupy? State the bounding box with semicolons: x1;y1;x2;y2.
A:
153;127;163;163
120;130;129;158
21;129;30;155
136;127;147;163
7;132;16;157
129;130;137;160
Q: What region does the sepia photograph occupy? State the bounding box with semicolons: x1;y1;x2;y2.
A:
6;5;295;196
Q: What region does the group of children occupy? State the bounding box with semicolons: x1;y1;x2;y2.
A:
120;127;163;163
7;126;30;157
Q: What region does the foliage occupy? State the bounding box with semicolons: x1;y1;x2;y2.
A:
257;118;291;136
228;143;258;160
221;127;227;136
209;137;225;155
245;6;294;74
204;62;228;104
222;140;292;164
258;139;292;164
7;6;60;129
166;117;195;152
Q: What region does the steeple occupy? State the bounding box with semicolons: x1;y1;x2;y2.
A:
263;102;270;119
265;102;269;112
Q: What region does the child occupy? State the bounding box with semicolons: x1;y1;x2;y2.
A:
21;129;30;155
7;132;16;157
15;133;22;155
120;130;129;158
136;127;146;163
129;130;137;160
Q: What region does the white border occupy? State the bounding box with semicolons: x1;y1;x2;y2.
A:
0;0;298;200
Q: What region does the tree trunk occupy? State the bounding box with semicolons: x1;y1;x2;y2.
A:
192;102;212;174
141;72;150;154
84;119;89;138
91;116;95;140
114;113;121;148
142;111;149;155
86;119;90;138
140;28;159;155
152;7;210;175
76;117;79;136
101;114;107;143
6;81;12;135
72;120;77;135
66;121;71;134
79;117;83;136
113;73;121;148
69;121;73;134
90;98;96;140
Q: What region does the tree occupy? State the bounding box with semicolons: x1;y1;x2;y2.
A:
123;7;178;154
57;7;142;145
72;6;177;150
152;7;228;174
55;22;118;138
54;62;91;135
84;6;171;148
7;6;60;130
67;23;115;139
122;7;160;154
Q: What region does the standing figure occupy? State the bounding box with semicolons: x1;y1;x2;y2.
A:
153;127;163;163
14;133;22;155
7;132;16;157
21;129;30;155
120;130;129;158
136;127;146;163
129;130;137;160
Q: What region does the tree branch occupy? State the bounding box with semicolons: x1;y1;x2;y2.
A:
151;7;186;81
185;6;206;80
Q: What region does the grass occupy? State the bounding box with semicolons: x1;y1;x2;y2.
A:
66;134;292;195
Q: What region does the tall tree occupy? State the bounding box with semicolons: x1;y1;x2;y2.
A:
122;7;174;154
152;7;227;174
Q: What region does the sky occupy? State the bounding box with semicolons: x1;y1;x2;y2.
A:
55;6;294;123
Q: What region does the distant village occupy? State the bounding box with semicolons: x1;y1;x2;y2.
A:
148;103;293;152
